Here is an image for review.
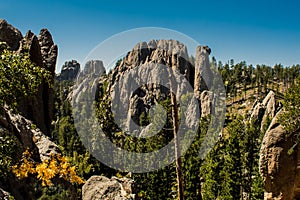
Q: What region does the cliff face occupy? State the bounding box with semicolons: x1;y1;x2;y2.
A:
100;40;212;135
0;19;57;135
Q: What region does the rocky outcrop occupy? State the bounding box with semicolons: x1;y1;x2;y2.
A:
0;19;58;199
71;60;106;103
194;46;216;117
99;40;214;135
82;176;136;200
250;102;265;125
31;126;60;161
259;110;300;200
0;19;22;51
82;60;105;76
3;107;60;161
262;91;277;118
0;19;58;135
38;28;58;75
250;91;281;131
56;60;80;81
18;30;43;66
194;45;212;98
111;40;193;84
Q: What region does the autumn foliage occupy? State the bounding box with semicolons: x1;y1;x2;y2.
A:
12;150;85;186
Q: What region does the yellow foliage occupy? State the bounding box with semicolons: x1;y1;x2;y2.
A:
12;150;35;178
12;149;85;186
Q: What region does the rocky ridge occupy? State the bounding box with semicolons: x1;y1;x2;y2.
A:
71;40;219;199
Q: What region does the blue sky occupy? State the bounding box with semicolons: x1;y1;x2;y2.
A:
1;0;300;72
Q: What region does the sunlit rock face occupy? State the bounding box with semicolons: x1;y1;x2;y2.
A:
260;110;300;200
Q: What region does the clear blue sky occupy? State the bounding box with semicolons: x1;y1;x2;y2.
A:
1;0;300;72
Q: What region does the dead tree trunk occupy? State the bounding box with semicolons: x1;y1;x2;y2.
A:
168;69;184;200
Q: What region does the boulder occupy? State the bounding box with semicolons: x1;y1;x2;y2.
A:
259;110;300;199
82;176;136;200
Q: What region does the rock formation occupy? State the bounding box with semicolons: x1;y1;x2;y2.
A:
56;60;80;81
82;176;136;200
259;110;300;199
250;91;281;131
3;107;60;161
194;45;212;98
93;40;214;136
117;40;192;81
0;19;57;135
0;19;22;51
71;60;106;103
82;60;106;76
